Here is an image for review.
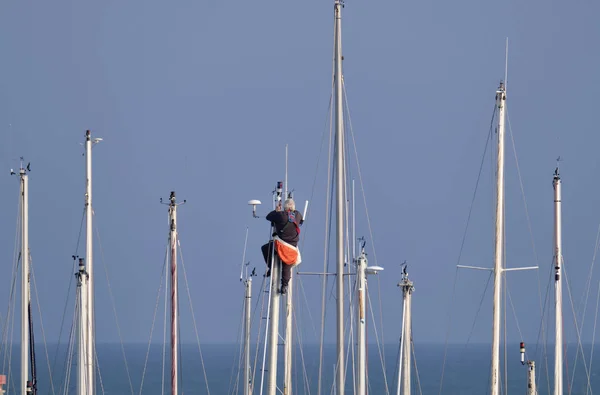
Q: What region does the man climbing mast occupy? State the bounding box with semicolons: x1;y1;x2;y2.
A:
261;195;304;294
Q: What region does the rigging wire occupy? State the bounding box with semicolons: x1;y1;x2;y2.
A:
411;338;424;395
438;103;496;395
317;85;336;395
227;296;246;394
366;282;390;394
563;257;593;392
1;198;21;389
586;279;600;395
250;275;267;392
62;291;78;394
341;81;390;378
506;110;552;391
49;207;85;395
138;243;168;395
162;238;168;395
292;287;312;395
93;216;135;394
178;239;212;394
30;259;57;395
568;224;600;388
532;257;553;393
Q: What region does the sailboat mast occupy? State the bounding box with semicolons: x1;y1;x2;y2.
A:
84;130;95;395
169;191;179;395
284;146;294;395
333;1;345;393
490;81;506;395
76;256;89;395
356;252;367;395
401;269;413;395
553;167;563;395
19;162;30;395
244;276;252;395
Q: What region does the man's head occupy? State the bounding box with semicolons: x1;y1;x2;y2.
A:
284;198;295;211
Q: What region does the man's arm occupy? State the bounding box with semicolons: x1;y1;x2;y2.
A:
266;210;277;222
296;210;304;225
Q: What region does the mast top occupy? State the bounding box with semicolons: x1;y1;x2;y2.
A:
10;156;30;177
553;156;562;187
85;130;103;144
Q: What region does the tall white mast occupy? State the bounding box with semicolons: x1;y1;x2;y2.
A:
490;81;506;395
284;146;294;395
395;265;413;395
400;266;413;395
19;160;30;395
76;257;89;395
267;182;283;395
84;130;97;395
356;251;367;395
169;191;179;395
77;130;101;395
333;1;346;393
240;227;253;395
553;166;563;395
244;275;252;395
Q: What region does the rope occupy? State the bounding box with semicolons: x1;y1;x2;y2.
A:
138;244;168;394
178;239;212;394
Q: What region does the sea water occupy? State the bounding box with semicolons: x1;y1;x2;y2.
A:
0;343;597;394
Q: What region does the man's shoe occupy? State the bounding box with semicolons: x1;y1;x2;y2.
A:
281;284;288;295
264;269;271;278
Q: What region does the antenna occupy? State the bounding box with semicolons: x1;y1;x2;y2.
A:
248;200;262;218
504;37;508;90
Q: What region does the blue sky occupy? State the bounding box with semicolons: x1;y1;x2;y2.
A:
0;0;599;348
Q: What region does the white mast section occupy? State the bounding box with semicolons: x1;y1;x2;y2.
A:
240;227;253;395
527;361;537;395
76;257;89;395
457;52;537;394
244;275;253;395
85;131;95;395
401;267;413;395
395;265;414;395
356;252;367;395
490;80;506;395
333;1;346;393
19;160;30;395
267;182;283;395
81;130;101;395
553;167;563;395
284;145;294;395
168;191;179;395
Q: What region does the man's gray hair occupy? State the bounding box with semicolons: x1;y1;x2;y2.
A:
284;198;295;211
